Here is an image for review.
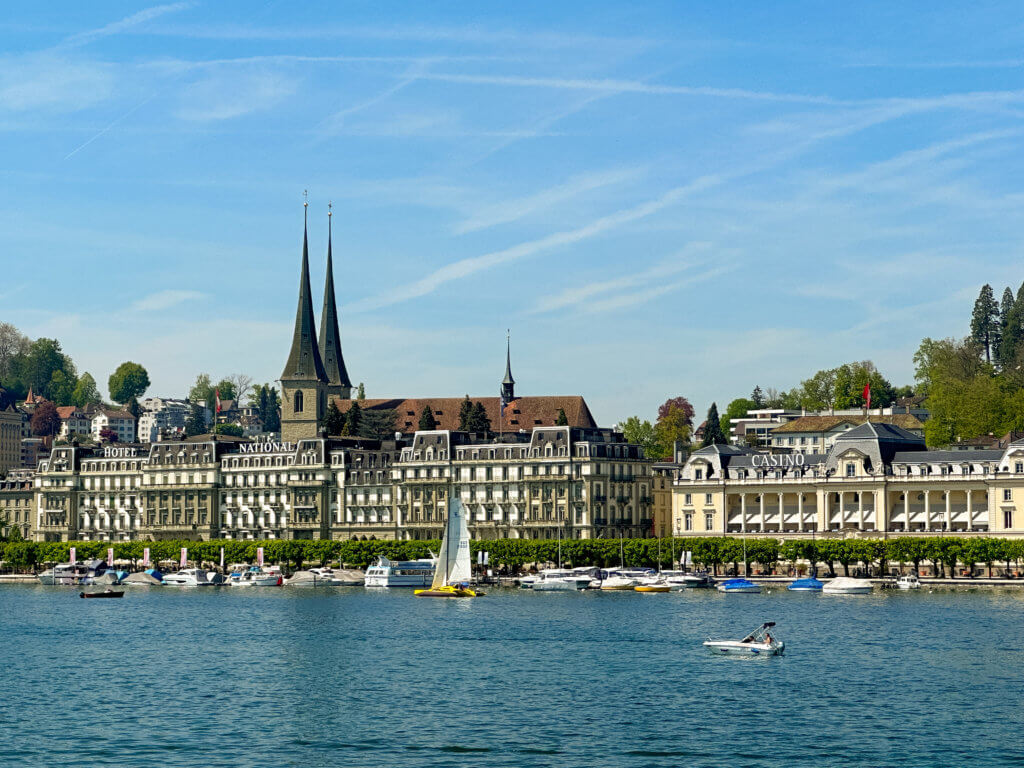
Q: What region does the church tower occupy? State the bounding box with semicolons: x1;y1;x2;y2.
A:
280;201;329;443
501;332;515;402
318;204;353;401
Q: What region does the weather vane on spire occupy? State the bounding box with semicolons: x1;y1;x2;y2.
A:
303;189;308;208
328;200;332;217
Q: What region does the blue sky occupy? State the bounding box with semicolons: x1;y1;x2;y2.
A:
2;2;1023;426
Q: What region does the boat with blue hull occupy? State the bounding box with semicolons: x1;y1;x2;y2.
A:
716;577;761;593
788;577;824;591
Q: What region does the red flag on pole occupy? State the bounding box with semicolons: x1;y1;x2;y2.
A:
215;389;222;414
107;547;114;567
863;382;871;411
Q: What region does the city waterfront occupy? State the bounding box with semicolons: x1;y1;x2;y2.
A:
2;585;1021;767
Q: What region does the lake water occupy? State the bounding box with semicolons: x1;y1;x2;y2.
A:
2;583;1022;767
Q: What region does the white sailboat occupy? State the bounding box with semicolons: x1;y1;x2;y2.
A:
414;497;483;598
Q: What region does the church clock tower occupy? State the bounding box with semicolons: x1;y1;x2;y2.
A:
280;201;329;443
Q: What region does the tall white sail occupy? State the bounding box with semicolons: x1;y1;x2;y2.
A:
431;496;471;588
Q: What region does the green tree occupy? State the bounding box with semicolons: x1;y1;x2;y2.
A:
10;337;76;400
555;408;568;426
357;382;365;400
71;372;101;407
468;402;491;433
457;396;473;431
323;399;346;435
214;423;244;437
108;362;150;404
750;386;765;408
720;397;755;442
621;416;662;457
185;403;206;437
359;408;397;440
700;402;727;447
48;369;76;405
999;282;1024;368
214;379;237;402
653;397;694;459
189;373;214;412
999;286;1015;366
346;401;362;436
0;322;31;384
970;284;1000;364
418;405;437;431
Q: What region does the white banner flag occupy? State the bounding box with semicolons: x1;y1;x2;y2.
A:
143;547;150;567
107;547;114;567
69;546;76;565
477;550;483;565
180;547;187;568
257;546;264;567
220;547;225;569
682;550;693;567
483;551;489;565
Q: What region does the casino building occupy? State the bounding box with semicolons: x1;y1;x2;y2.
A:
19;207;660;543
673;422;1024;538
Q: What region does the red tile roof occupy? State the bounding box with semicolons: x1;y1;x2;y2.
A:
333;395;597;434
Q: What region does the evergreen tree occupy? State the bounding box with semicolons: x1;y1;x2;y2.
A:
71;372;101;408
457;395;473;431
700;402;727;447
1001;286;1014;334
125;396;142;420
323;399;346;435
357;382;365;400
468;402;491;433
185;403;206;437
999;283;1024;368
346;401;362;436
418;404;437;430
970;284;999;363
555;408;568;426
264;386;281;433
751;386;765;408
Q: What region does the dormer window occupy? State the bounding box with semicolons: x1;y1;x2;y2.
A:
846;463;856;477
694;468;703;480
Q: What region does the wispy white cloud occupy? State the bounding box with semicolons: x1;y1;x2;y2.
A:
175;70;295;121
415;72;843;105
455;167;646;235
584;265;733;313
0;54;113;112
61;2;195;48
530;243;714;314
130;289;206;312
348;175;726;312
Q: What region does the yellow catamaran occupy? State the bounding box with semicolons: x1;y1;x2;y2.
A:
414;496;484;598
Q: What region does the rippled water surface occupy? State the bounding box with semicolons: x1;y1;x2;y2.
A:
2;583;1023;767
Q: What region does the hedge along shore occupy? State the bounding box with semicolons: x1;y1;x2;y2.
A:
3;536;1024;578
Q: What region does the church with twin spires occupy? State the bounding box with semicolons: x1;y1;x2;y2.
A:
279;205;598;444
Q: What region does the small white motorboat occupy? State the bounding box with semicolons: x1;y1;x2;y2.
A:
599;575;639;591
704;622;784;656
895;574;921;590
822;577;873;594
531;569;590;591
716;577;761;594
230;567;282;587
164;568;221;587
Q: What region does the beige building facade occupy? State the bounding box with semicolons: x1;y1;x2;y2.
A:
673;423;1024;538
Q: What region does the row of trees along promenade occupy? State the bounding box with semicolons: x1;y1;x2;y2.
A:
3;536;1024;578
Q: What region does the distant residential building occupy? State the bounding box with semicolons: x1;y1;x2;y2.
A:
0;389;25;474
21;438;45;469
21;387;46;412
729;409;802;446
770;414;925;454
56;406;93;441
92;410;137;443
0;469;35;540
138;398;192;442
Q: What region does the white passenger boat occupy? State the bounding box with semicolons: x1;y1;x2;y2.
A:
896;574;921;590
822;577;873;594
38;562;89;586
529;569;591;591
704;622;784;656
661;570;715;589
230;567;282;587
364;555;436;588
163;568;222;587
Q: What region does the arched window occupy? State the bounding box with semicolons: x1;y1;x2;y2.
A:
294;390;304;413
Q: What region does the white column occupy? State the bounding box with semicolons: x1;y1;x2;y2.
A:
798;494;805;532
945;491;952;530
838;491;845;528
740;493;747;533
759;494;765;531
858;492;864;529
904;491;909;529
924;491;930;532
967;489;973;531
777;492;784;532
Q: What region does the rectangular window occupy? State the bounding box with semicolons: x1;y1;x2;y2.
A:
705;513;714;530
1004;489;1013;502
684;513;693;531
705;493;712;505
1005;510;1013;529
846;463;855;477
1016;462;1023;473
694;469;703;480
684;493;692;505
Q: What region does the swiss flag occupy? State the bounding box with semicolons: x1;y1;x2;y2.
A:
863;382;871;411
215;388;222;414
